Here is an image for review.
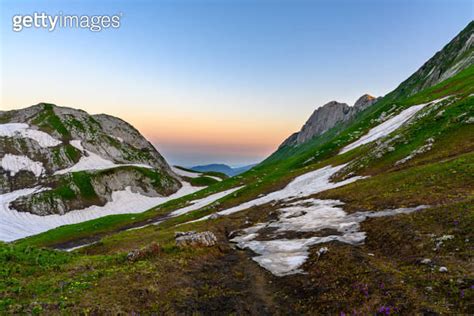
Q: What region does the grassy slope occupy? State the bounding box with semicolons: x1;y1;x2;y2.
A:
1;149;472;313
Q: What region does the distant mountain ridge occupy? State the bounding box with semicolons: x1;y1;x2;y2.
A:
190;163;256;176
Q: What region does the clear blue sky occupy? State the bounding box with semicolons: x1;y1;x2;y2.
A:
1;0;472;166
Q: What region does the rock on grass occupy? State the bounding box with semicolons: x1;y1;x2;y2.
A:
175;231;217;248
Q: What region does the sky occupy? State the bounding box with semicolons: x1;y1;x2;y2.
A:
1;0;472;166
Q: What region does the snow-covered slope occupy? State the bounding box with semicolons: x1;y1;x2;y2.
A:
0;183;202;242
0;103;188;236
339;96;452;154
194;164;365;222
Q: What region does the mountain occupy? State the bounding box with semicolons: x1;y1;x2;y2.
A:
190;163;256;176
0;103;182;217
387;21;474;100
1;22;473;315
280;94;379;148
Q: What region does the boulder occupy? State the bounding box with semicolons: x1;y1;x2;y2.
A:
127;242;161;262
175;231;217;248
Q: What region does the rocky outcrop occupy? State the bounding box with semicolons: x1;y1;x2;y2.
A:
0;103;181;215
280;94;379;147
175;231;218;247
1;104;176;184
11;166;181;215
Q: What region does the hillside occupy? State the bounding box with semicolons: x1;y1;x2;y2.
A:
0;22;473;314
0;104;201;240
190;163;256;176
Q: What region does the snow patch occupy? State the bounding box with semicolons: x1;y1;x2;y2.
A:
231;199;428;276
170;186;242;217
172;166;201;178
0;123;62;147
124;186;243;232
55;140;153;174
0;182;202;242
69;139;84;151
1;154;45;177
340;97;451;154
193;164;365;222
204;175;223;182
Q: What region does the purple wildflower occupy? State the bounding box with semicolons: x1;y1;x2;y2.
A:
378;305;391;315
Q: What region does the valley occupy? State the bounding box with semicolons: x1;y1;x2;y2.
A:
0;20;473;315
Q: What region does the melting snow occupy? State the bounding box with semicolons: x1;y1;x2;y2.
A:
340;97;451;154
54;140;152;174
170;187;242;217
125;186;244;233
172;166;202;178
1;154;45;177
0;182;202;242
204;175;223;182
194;164;365;222
0;123;62;147
231;199;428;276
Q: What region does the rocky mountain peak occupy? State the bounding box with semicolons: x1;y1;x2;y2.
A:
280;94;379;148
353;94;377;111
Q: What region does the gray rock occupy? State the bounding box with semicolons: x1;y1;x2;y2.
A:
209;213;221;220
420;258;432;265
280;94;379;147
317;247;329;257
175;231;218;248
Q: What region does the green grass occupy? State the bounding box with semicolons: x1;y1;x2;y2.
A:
318;151;474;211
64;144;81;162
189;176;219;186
71;172;97;200
65;118;85;132
0;112;12;123
32;104;70;139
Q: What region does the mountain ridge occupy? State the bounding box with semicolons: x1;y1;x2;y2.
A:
190;163;256;176
280;94;379;148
